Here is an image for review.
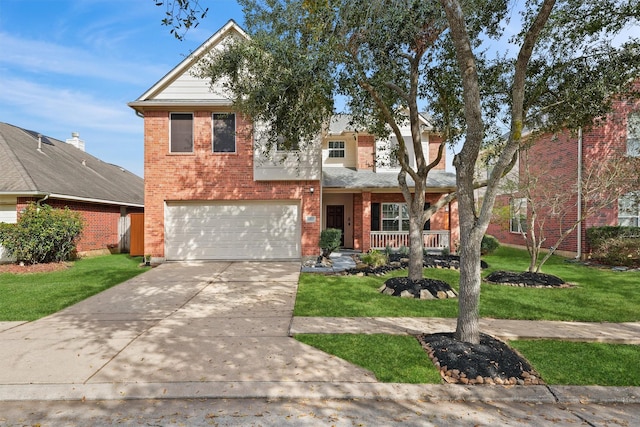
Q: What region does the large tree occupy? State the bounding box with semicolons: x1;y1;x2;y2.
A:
156;0;640;343
441;0;639;342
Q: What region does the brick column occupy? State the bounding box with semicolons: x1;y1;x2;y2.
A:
353;192;372;251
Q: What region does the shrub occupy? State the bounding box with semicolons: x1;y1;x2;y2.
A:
481;234;500;255
0;203;84;264
319;228;341;257
588;226;640;267
360;250;388;267
398;245;410;256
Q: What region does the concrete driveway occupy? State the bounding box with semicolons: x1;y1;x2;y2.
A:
0;261;375;400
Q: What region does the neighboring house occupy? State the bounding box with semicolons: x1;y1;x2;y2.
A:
129;20;458;263
0;122;144;262
486;87;640;257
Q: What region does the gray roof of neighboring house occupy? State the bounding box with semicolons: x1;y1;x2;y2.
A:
322;167;456;191
0;122;144;206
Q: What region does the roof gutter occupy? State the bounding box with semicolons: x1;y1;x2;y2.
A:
0;192;143;209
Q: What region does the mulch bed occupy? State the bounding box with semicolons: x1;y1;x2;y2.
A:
0;262;70;274
485;270;572;288
380;277;457;299
345;254;488;276
418;332;544;385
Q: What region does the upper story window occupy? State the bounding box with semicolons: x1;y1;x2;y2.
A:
627;111;640;157
276;136;300;151
170;113;193;153
510;197;528;233
213;113;236;153
328;140;345;158
382;203;409;231
618;192;640;227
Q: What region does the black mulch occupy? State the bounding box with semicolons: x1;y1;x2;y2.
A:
382;276;456;298
344;254;488;276
418;332;543;385
485;270;568;287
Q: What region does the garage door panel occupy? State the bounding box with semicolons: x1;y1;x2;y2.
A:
165;201;300;260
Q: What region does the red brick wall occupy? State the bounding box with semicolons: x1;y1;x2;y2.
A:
16;197;142;253
429;134;446;170
143;110;321;258
487;95;640;254
356;135;375;171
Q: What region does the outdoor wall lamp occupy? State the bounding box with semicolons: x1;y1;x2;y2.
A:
310;187;314;193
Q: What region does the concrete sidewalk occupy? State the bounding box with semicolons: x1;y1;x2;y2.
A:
291;317;640;344
0;260;638;406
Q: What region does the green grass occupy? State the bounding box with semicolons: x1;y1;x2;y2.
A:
510;340;640;386
0;254;148;321
296;334;441;383
295;246;640;322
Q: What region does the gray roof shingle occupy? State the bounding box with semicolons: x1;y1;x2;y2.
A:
0;123;144;206
322;167;456;190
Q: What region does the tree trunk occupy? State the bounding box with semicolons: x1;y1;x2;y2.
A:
408;198;425;281
455;227;482;343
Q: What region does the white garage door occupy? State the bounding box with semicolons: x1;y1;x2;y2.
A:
165;201;301;260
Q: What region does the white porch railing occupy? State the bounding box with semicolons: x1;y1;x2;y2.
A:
370;231;450;251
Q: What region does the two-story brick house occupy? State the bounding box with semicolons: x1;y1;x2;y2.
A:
130;20;458;263
486;85;640;257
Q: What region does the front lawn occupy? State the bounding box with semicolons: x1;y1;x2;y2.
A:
295;246;640;322
295;334;640;385
0;254;148;321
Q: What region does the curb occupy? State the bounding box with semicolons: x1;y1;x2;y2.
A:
0;382;638;404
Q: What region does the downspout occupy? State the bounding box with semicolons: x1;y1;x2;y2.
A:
37;194;49;207
576;127;583;259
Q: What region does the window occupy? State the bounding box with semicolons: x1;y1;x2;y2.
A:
628;112;640;157
213;113;236;153
276;136;299;151
388;137;400;168
382;203;409;231
618;192;640;227
510;198;527;233
170;113;193;153
328;140;345;158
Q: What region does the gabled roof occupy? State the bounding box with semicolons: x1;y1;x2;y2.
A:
323;167;456;191
0;122;144;207
128;19;248;112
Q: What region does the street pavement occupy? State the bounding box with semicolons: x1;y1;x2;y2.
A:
0;260;638;426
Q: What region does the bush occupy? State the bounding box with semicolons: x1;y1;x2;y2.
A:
0;203;84;264
588;226;640;267
587;226;640;247
481;234;500;255
319;228;341;257
360;250;388;268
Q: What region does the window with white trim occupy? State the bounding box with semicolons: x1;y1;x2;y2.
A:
212;113;236;153
618;192;640;227
382;203;409;231
328;140;345;158
510;197;527;233
170;113;193;153
627;111;640;157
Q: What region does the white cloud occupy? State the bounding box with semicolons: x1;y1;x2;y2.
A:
0;32;166;86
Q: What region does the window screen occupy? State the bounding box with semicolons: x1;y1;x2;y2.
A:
170;113;193;153
213;113;236;153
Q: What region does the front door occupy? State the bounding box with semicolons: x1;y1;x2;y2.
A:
326;205;345;246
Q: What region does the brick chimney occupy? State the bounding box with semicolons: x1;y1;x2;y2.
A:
66;132;85;151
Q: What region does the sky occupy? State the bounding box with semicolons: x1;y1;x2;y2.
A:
0;0;245;177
